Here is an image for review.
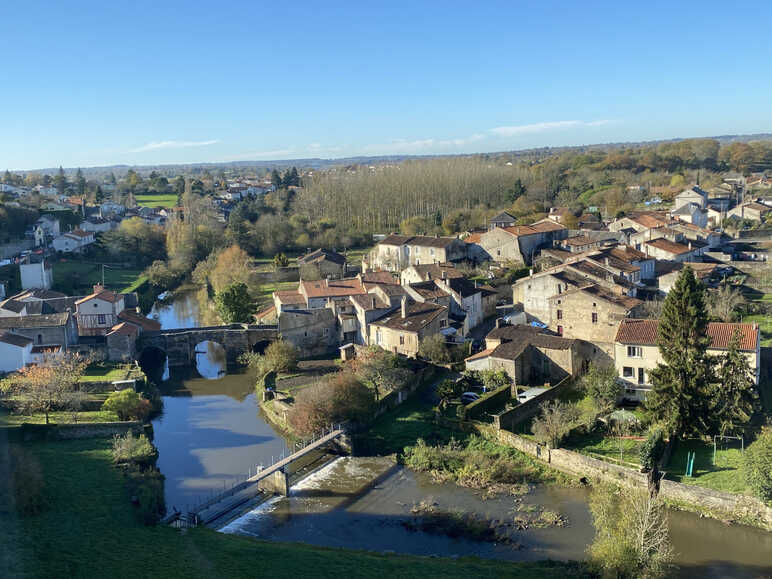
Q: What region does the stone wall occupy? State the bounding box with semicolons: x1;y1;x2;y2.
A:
493;377;572;431
464;383;514;420
279;309;337;358
20;421;147;441
480;425;772;530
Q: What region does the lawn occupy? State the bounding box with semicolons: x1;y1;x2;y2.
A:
0;437;586;579
0;409;119;426
135;193;178;208
254;280;297;307
365;372;462;455
52;260;146;293
665;438;748;494
742;313;772;347
80;362;133;383
563;430;643;469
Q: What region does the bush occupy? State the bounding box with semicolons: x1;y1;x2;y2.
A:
418;334;452;363
112;432;156;464
639;428;665;471
480;369;510;391
242;340;298;378
436;379;461;401
582;363;622;413
288;371;375;437
125;465;166;525
532;400;581;448
102;389;151;421
744;427;772;504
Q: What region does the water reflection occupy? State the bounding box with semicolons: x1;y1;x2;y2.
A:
195;340;227;379
151;371;291;512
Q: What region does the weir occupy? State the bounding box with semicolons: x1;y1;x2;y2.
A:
163;427;347;528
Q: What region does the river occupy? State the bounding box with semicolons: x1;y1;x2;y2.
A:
147;290;772;576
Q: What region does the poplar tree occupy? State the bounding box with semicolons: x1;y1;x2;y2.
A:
712;330;757;435
645;266;713;439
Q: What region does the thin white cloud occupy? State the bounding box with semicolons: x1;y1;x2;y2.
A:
490;120;610;137
129;139;220;153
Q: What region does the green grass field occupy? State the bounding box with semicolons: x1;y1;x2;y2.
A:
135;193;178;208
665;439;748;494
80;363;132;383
563;431;643;469
0;409;119;426
0;437;585;579
742;313;772;346
52;261;145;293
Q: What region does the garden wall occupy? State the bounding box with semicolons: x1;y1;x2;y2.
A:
20;421;148;441
493;377;572;431
479;424;772;530
464;383;514;420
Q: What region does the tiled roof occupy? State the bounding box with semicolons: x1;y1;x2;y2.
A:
0;331;33;347
298;248;346;266
350;293;391;310
644;238;694;256
66;229;93;238
744;202;771;212
370;302;446;332
361;271;399;285
472;325;575;363
405;263;464;281
463;232;482;244
300;278;365;298
118;309;161;331
530;218;567;232
616;319;758;351
379;234;459;248
107;322;139;337
75;289;122;305
501;225;539;237
0;299;26;313
489;211;516;223
409;281;450;300
274;290;306;305
465;348;494;362
562;235;597;247
12;289;66;301
551;284;641;310
444;276;483;298
0;313;70;328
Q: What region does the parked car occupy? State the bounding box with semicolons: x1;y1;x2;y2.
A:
460;392;480;405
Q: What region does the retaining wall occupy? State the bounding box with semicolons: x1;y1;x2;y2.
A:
480;425;772;530
493;377;573;431
20;421;148;441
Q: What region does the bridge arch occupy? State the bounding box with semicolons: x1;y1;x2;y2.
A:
138;345;168;384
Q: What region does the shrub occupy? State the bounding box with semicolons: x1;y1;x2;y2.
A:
418;334;452;363
532;400;581;448
112;432;156;464
639;428;665;471
744;427;772;504
288;371;375;437
480;369;510;392
582;363;622;413
436;379;461;401
125;465;166;525
102;389;151;421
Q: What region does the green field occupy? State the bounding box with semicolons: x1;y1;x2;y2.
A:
135;194;178;208
0;437;585;579
563;430;643;469
665;439;748;494
1;409;119;426
52;261;145;294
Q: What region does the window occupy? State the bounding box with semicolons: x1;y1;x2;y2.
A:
97;314;106;324
638;367;645;384
399;335;404;345
557;285;562;294
37;334;43;345
323;328;329;336
622;366;634;378
557;325;563;336
496;249;501;256
627;345;642;358
557;309;563;320
440;319;448;328
591;312;598;324
376;329;382;345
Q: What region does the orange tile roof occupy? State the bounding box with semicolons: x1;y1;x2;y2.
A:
644;238;693;255
502;225;539;236
75;288;122;305
616;319;758;350
118;309;161;331
464;348;494;362
463;232;482;244
300;278;365;298
107;322;139;337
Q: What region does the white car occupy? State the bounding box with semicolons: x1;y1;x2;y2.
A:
460;392;480;404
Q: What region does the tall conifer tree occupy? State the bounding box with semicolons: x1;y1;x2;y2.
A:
712;330;757;435
645;266;713;439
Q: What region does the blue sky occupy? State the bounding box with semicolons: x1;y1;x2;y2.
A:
1;0;771;170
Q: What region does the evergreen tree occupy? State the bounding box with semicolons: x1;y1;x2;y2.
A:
215;282;256;323
645;266;713;439
508;178;527;203
54;166;67;195
271;169;282;189
712;330;758;435
75;168;86;197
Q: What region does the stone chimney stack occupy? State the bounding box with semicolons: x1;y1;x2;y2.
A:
401;296;408;319
604;257;609;266
93;284;104;294
688;241;692;250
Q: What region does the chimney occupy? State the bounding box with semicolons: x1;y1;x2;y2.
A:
604;257;609;266
401;296;408;318
441;270;446;280
529;268;533;277
474;280;479;288
688;241;692;250
371;295;376;309
495;318;502;329
93;284;104;294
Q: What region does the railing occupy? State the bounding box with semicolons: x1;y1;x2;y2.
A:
164;424;345;526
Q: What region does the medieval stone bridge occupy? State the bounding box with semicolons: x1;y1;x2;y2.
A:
139;324;279;367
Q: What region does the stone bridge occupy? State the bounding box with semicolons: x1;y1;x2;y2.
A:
139;324;279;367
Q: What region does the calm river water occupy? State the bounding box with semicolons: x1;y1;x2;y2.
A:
148;291;772;576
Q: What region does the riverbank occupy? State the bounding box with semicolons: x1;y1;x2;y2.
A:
0;436;589;578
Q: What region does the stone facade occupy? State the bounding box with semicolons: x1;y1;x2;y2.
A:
278;309;337;357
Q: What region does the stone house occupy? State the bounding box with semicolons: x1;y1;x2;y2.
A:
280;308;338;357
586;246;651;282
608;212;671;233
464;323;581;385
297;248;346;280
368;298;448;357
547;284;643;361
368;234;466;272
75;286;126;336
657;262;732;294
298;277;366;309
727;200;771;222
671;203;708;228
52;229;95;253
673;186;708;211
348;293;396;345
488;211;517;230
80;217;115;233
559;235;601;254
0;331;33;373
668;222;722;250
0;312;79;350
478;225;543;265
614;319;760;401
400;263;464;285
435;276;485;336
643;238;704;262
